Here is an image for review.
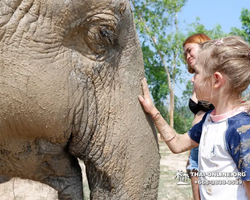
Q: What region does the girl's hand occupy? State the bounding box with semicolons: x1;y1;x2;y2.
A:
138;78;159;117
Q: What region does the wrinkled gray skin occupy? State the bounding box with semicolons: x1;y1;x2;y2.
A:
0;0;160;199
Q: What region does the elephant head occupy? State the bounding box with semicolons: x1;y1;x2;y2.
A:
0;0;160;199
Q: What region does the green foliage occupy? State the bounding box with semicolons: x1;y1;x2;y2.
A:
132;0;188;123
185;18;228;40
230;8;250;100
142;44;169;106
174;105;193;134
181;81;193;102
132;1;246;131
240;8;250;42
230;8;250;43
155;98;193;134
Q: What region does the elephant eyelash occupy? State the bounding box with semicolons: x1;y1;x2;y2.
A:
99;26;117;46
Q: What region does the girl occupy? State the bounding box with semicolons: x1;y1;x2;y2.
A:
183;33;214;200
138;35;250;199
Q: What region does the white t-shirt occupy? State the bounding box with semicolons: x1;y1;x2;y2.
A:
189;108;250;200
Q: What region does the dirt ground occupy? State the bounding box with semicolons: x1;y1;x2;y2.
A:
0;136;193;200
158;139;193;200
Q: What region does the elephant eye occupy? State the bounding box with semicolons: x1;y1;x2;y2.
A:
84;24;117;56
100;26;116;45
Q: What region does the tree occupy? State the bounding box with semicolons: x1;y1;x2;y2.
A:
131;0;187;128
132;1;228;132
185;17;228;40
230;8;250;100
230;8;250;43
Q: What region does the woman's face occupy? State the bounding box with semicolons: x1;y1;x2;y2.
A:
184;43;200;68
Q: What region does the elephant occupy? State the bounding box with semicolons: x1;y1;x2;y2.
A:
0;0;160;199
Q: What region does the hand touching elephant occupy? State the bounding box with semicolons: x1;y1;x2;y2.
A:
0;0;160;199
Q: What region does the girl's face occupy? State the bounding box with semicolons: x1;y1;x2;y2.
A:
184;43;200;68
191;63;212;101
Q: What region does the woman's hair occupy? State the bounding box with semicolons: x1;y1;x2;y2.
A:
197;35;250;101
183;33;211;73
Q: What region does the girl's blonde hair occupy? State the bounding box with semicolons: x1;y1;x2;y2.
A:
183;33;211;73
197;35;250;101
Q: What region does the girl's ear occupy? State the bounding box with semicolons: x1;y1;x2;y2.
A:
213;72;225;89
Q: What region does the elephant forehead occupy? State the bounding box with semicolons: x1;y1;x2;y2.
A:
0;0;127;39
0;0;132;62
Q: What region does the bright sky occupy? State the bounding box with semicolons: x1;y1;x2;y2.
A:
179;0;247;33
175;0;249;98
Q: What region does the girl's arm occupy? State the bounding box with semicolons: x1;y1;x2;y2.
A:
243;181;250;199
138;78;199;153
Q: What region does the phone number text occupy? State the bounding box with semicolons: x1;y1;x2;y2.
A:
195;180;243;185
